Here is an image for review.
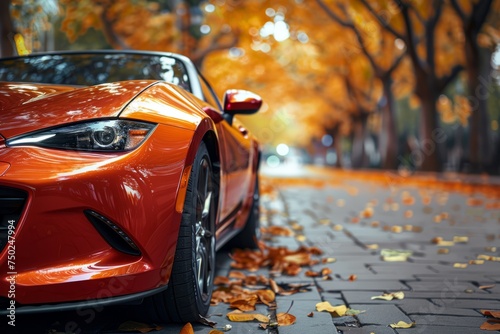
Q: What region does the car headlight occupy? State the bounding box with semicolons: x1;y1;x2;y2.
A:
7;119;156;151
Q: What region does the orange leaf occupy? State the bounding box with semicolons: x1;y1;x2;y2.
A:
305;270;320;277
226;310;268;323
256;289;275;306
480;319;500;330
229;295;258;311
214;276;230;285
277;313;296;326
481;310;500;318
263;226;294;236
179;322;194;334
229;271;246;279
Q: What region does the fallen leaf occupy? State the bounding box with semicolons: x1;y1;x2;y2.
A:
262;226;294;236
277;312;296;326
391;225;403;233
229;271;246;279
179;323;194;334
480;319;500;330
214;276;231;285
453;263;468;269
389;321;415;328
198;315;217;327
226;310;268;323
453;236;469;243
431;237;455;246
437;248;449;254
345;308;365;316
229;295;258;311
481;310;500;318
307;312;314;317
477;254;500;262
380;249;412;262
479;285;496;290
348;274;357;282
316;302;347;317
118;321;163;333
371;291;405;301
256;289;275;306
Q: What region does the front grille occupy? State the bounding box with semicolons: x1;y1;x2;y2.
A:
0;186;27;252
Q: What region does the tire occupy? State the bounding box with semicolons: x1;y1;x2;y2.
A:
147;142;216;323
224;174;260;250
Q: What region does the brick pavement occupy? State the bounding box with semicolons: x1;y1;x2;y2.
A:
218;167;500;334
4;167;500;334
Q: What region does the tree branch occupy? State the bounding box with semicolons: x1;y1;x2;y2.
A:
358;0;405;40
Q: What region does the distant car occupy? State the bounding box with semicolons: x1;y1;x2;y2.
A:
0;50;262;322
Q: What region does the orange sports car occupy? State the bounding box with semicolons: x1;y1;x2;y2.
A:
0;50;262;323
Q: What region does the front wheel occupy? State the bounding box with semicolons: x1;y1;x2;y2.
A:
147;142;216;323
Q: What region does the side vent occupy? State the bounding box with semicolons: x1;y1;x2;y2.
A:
84;210;141;256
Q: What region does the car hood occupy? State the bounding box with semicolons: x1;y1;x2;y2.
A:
0;81;154;138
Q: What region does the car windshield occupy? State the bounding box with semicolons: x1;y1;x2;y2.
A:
0;53;191;92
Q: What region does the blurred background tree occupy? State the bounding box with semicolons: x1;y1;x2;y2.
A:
2;0;500;174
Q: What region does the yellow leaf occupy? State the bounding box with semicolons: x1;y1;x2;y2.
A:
453;236;469;243
389;321;415;328
226;311;259;322
371;291;405;300
380;249;412;262
453;263;468;269
316;302;347;316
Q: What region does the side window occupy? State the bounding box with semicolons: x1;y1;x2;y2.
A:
198;74;222;110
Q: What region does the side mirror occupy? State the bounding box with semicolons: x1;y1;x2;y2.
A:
222;89;262;125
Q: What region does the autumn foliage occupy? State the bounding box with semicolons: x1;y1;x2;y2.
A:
4;0;500;173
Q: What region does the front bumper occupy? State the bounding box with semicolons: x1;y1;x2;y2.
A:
0;124;193;305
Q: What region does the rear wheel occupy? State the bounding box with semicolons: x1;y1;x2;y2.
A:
148;142;216;323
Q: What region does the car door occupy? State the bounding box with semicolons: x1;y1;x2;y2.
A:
197;75;253;228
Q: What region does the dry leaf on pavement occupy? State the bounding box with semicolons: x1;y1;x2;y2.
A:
226;310;269;323
481;310;500;318
380;249;413;262
480;319;500;331
316;301;347;317
389;321;415;328
118;321;163;333
179;322;194;334
371;291;405;300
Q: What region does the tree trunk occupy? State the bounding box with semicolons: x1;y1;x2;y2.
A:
418;95;442;172
334;130;343;168
351;115;369;168
465;35;490;173
0;0;16;57
380;78;398;170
